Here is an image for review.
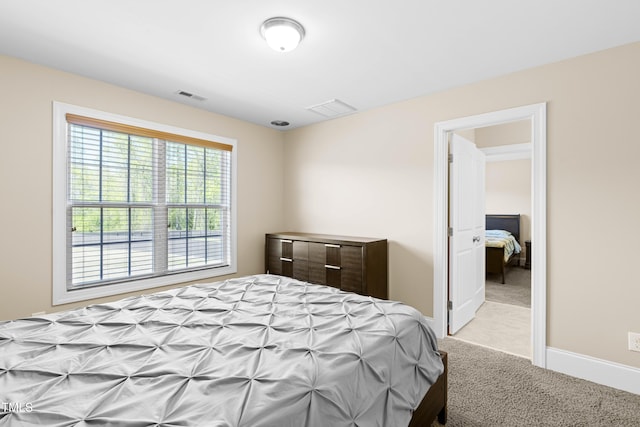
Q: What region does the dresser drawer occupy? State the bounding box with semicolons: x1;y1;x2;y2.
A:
340;245;363;293
266;233;387;299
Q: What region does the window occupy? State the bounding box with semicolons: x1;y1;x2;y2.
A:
53;103;237;304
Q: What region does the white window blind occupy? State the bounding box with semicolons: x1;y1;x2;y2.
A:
53;103;236;304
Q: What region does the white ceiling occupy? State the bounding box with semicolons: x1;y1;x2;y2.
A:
1;1;639;130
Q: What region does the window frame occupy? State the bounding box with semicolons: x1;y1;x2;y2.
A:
53;102;237;305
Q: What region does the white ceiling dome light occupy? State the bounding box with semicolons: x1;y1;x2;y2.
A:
260;17;305;52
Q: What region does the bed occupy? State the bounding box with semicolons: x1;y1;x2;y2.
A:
485;214;522;284
0;274;447;426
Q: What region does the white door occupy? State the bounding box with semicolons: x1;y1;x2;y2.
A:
448;133;486;334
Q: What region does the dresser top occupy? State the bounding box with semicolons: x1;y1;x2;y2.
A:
266;232;386;245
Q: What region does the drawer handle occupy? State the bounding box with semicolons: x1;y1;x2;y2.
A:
325;264;341;270
325;244;340;248
280;257;293;262
280;239;293;243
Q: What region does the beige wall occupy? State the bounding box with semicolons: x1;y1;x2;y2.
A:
0;55;285;320
475;120;531;147
2;42;639;370
283;42;640;368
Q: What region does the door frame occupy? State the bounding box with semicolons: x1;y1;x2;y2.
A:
433;103;547;368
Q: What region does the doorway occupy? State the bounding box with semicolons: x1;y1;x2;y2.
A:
433;103;547;368
452;122;532;358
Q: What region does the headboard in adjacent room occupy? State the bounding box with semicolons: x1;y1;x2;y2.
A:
486;214;521;243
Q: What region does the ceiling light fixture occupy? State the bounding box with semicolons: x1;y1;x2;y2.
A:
260;17;305;52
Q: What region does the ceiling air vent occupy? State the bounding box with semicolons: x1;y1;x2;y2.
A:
306;99;356;118
176;90;207;102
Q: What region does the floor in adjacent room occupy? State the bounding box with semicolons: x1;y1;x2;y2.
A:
452;267;531;358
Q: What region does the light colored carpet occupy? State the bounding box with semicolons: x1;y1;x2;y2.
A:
432;338;640;426
485;266;531;308
454;267;532;358
453;301;531;358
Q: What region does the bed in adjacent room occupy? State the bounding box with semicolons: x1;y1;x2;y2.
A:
0;274;447;426
485;214;522;284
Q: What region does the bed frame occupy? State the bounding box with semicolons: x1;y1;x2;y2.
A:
409;351;448;426
485;214;521;284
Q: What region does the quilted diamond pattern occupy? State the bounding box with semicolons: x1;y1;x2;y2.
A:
0;274;443;426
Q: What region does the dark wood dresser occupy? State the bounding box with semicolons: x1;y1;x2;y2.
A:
265;232;388;299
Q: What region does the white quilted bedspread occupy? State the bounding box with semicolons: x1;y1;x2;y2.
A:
0;274;443;426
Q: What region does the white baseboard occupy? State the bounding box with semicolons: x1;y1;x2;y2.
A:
423;316;437;334
424;316;640;396
546;347;640;395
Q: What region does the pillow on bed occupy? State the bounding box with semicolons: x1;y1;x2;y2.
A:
485;229;512;238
